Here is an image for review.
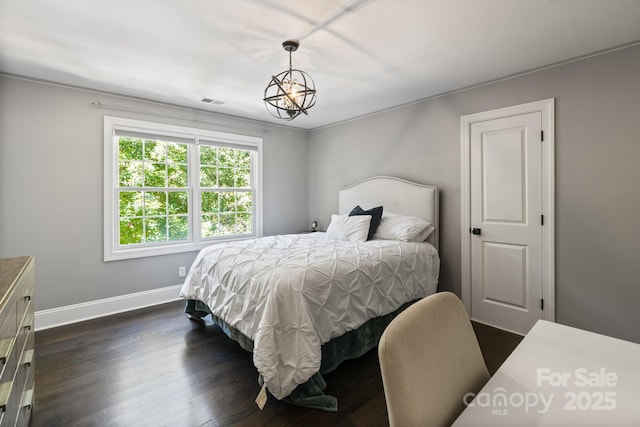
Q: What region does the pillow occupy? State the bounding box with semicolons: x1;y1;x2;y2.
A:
411;224;435;242
374;211;433;242
348;205;383;240
326;214;371;243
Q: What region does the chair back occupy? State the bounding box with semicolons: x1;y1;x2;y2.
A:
378;292;489;427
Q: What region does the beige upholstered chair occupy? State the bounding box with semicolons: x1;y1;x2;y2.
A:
378;292;489;427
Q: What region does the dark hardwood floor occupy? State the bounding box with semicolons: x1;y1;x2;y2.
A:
33;300;522;427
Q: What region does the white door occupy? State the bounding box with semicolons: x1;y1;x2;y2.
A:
469;112;543;334
462;99;555;335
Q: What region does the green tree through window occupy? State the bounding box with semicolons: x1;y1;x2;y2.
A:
105;116;262;261
199;145;253;238
118;138;189;245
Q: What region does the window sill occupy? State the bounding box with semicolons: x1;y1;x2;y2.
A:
104;235;259;262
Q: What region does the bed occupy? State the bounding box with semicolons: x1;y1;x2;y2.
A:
180;176;440;411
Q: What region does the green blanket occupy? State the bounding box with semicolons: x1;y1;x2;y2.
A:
185;299;415;412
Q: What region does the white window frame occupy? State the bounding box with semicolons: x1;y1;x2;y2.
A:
104;116;263;261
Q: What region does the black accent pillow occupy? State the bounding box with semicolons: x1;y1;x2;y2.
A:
349;205;383;241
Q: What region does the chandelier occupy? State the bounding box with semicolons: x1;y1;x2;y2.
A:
263;39;317;120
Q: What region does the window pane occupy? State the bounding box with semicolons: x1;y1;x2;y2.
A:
119;138;143;161
236;150;250;168
120;191;144;217
201;192;218;213
119;161;144;187
235;168;250;188
168;215;189;240
236;192;252;212
168;164;187;187
144;163;166;187
218;148;235;166
168;192;188;215
145;217;167;242
220;213;236;235
218;167;234;188
120;218;143;245
145;192;166;216
201;213;219;237
144;140;166;162
219;192;235;213
200;166;217;187
237;213;252;233
167;143;187;163
200;145;217;166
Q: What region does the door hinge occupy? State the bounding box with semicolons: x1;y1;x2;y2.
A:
541;214;544;225
541;299;544;310
541;130;544;141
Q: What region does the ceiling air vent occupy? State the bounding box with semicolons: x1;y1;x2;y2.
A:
200;97;225;105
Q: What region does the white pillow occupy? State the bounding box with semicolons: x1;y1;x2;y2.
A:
374;212;433;242
412;224;435;242
326;214;371;243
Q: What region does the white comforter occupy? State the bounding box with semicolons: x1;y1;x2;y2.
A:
179;233;440;399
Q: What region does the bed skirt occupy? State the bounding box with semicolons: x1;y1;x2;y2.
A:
184;298;416;412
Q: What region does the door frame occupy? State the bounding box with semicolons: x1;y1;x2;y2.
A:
460;98;555;326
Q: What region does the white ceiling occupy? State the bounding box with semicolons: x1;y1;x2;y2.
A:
1;0;640;129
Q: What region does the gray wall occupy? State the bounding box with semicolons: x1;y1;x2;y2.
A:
0;76;309;311
308;44;640;343
2;44;639;343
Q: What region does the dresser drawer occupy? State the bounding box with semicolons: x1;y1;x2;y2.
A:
14;262;33;328
14;301;32;360
14;385;32;427
0;350;32;426
0;304;17;343
0;257;34;427
0;303;17;384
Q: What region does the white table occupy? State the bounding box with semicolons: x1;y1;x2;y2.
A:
453;320;640;426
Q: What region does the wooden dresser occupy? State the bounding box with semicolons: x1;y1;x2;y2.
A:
0;257;34;427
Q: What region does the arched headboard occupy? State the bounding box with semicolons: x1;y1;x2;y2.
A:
338;176;439;249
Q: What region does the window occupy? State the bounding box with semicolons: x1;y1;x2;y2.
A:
104;116;263;261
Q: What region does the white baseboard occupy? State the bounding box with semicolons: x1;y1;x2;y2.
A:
35;284;184;331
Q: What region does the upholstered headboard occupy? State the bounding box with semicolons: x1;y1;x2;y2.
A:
338;176;439;249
